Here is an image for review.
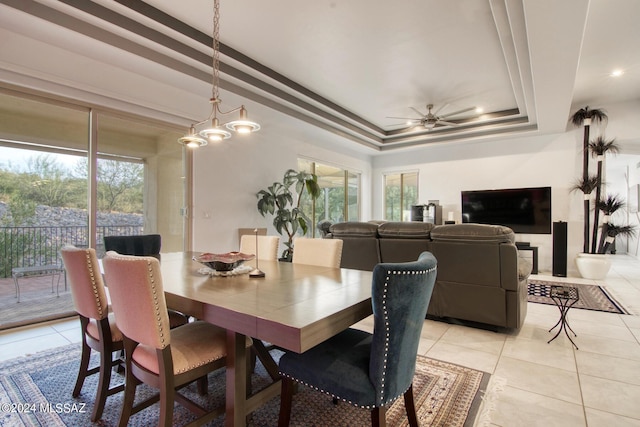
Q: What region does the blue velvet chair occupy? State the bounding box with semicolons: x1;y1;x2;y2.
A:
278;251;437;427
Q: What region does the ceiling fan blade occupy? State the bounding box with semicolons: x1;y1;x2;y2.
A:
439;106;476;118
436;120;460;127
386;116;421;121
433;103;448;115
410;107;426;117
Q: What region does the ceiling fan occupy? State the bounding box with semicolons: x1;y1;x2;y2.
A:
388;103;477;130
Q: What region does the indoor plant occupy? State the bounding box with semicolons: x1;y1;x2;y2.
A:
569;110;636;278
256;169;321;261
570;106;608;254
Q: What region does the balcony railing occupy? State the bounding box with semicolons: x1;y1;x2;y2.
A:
0;225;143;278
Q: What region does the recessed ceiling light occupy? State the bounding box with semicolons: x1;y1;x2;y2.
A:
611;69;624;77
475;107;484;114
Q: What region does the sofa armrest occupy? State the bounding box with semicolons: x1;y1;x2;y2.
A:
518;256;533;282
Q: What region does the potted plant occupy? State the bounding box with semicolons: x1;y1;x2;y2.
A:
256;169;321;261
569;125;636;278
570;106;608;254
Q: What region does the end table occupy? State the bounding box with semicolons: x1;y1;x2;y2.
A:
548;285;579;350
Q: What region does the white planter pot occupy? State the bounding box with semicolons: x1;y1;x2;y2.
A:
575;253;611;280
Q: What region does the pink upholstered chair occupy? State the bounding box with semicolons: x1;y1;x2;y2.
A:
60;246;124;422
292;237;344;268
103;234;189;329
102;251;248;427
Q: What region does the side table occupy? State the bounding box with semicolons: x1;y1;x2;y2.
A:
548;285;579;349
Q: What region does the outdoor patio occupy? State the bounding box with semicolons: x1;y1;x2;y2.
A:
0;274;76;330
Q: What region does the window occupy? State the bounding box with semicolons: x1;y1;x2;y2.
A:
0;88;189;327
384;172;418;221
298;159;360;235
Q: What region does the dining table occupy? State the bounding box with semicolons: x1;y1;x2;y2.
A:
159;252;374;427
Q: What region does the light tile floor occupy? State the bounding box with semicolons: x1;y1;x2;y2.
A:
1;256;639;426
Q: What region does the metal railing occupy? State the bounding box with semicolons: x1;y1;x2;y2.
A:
0;225;143;278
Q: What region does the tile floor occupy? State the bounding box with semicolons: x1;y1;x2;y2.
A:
1;256;639;426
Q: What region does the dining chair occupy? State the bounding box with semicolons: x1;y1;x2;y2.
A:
103;234;162;259
239;234;280;260
60;246;124;422
102;251;250;427
103;234;189;329
278;251;438;427
291;237;343;268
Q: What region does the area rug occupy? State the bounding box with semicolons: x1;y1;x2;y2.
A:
0;343;491;426
528;280;630;314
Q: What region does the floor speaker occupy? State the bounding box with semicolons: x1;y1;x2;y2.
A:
553;221;568;277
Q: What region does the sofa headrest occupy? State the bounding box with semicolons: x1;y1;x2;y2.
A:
377;222;434;239
329;221;379;237
430;223;515;243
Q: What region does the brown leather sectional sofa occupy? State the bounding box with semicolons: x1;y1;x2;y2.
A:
328;221;532;329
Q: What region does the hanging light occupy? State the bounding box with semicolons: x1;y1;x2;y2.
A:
178;125;208;148
178;0;260;148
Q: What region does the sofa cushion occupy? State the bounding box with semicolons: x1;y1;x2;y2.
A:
430;224;515;243
377;222;434;239
329;221;379;237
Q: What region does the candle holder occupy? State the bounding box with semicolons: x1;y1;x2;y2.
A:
249;228;265;278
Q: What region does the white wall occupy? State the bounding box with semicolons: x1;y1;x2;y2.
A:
191;111;372;255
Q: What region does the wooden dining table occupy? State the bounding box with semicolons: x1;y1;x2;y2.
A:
159;252;374;427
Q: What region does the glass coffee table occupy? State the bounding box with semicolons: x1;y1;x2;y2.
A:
548;285;579;350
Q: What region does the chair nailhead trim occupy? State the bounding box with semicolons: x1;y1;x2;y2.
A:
85;250;103;318
280;262;437;410
379;265;436;404
144;258;168;348
175;354;225;374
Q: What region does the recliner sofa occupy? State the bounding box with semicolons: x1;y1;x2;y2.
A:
328;221;531;329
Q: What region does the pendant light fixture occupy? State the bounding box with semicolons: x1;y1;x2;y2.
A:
178;0;260;148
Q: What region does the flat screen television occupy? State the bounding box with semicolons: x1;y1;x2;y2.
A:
461;187;552;234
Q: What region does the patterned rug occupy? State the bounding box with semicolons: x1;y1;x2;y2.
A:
528;280;630;314
0;343;492;426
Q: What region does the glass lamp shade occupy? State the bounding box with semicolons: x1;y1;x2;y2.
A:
200;127;232;142
199;116;232;142
226;120;261;134
226;106;260;134
423;121;436;130
178;126;208;147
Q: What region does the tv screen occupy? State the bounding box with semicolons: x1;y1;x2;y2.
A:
461;187;552;234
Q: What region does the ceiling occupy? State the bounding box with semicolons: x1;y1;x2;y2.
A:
0;0;638;153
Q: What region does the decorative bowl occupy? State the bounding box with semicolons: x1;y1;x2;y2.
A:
194;251;255;271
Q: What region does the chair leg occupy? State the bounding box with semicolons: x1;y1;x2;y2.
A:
278;377;295;427
159;379;175;427
73;336;91;398
91;343;114;422
196;375;208;396
118;363;137;427
404;384;419;427
72;316;91;397
371;406;387;427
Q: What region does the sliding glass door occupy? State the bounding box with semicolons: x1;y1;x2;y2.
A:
0;87;189;328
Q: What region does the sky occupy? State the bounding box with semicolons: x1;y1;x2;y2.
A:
0;146;82;171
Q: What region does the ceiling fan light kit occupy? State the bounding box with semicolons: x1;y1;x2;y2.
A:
178;0;260;148
388;103;477;131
